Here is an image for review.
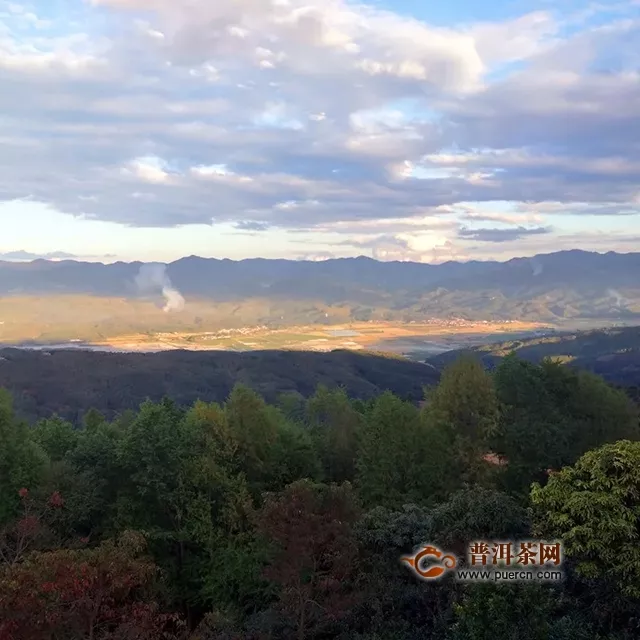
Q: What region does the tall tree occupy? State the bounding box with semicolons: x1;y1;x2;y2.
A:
65;418;124;538
117;398;252;620
0;390;48;525
356;392;450;507
492;355;569;495
255;480;360;640
224;385;281;492
531;440;640;637
423;357;499;485
353;503;455;639
306;386;362;484
356;392;417;507
449;583;562;640
31;415;79;462
493;355;640;496
265;408;322;490
429;487;530;557
551;365;639;459
82;407;107;432
531;440;640;600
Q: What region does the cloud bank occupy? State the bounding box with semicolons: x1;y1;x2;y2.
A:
0;250;114;262
0;0;638;262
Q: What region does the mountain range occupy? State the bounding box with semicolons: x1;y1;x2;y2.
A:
1;249;639;325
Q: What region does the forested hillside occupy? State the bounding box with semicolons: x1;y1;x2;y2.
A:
426;325;640;390
1;355;639;639
0;348;439;423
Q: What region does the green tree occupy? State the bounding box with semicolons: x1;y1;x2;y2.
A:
448;583;559;640
31;415;79;462
427;356;499;444
117;398;253;620
225;385;281;492
553;366;638;459
417;408;468;504
182;400;238;476
494;356;639;497
423;357;499;485
492;355;569;495
306;385;363;484
356;392;453;507
65;419;123;537
199;534;272;620
356;392;419;507
277;391;307;423
353;503;455;639
82;407;107;432
450;583;618;640
531;440;640;599
0;390;48;524
429;487;529;556
266;409;322;490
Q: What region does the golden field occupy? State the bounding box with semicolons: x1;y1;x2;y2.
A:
0;294;546;354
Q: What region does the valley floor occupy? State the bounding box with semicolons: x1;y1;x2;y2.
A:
89;320;546;356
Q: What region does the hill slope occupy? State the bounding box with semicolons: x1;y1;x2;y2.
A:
426;325;640;388
1;250;639;330
0;348;439;423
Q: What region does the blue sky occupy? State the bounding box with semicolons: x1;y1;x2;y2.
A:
0;0;639;264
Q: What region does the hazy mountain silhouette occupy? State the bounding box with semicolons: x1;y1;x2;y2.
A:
1;250;639;322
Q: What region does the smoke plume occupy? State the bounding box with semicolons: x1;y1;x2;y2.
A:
135;263;185;312
607;288;625;308
530;258;543;276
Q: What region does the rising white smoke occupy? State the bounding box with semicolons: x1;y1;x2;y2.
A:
530;258;543;276
134;263;185;312
607;288;625;308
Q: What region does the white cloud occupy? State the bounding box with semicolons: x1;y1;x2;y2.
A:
125;157;171;184
470;11;559;67
92;0;487;93
463;210;544;225
0;0;637;261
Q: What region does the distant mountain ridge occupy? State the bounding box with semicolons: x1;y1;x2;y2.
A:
1;250;639;323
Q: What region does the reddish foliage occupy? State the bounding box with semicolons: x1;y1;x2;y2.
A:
255;480;361;638
0;532;183;640
0;491;49;567
1;488;86;566
48;491;64;509
14;516;40;538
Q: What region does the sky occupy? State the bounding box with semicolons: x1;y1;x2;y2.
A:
0;0;639;264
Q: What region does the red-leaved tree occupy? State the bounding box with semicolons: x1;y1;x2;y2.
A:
0;488;68;568
254;480;360;640
0;530;183;640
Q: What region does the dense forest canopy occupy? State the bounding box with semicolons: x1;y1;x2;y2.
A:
0;348;440;424
1;354;639;639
